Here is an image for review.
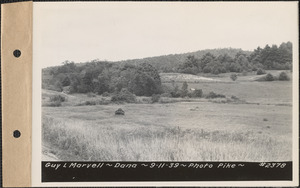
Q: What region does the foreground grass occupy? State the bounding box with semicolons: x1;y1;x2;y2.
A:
42;106;292;161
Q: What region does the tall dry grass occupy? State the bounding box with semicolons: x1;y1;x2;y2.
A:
42;116;291;161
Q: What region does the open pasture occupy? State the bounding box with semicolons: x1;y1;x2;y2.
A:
43;101;292;161
161;71;292;105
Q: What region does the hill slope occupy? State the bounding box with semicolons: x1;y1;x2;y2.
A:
115;48;251;72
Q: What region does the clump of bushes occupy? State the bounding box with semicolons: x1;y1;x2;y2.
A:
87;92;96;98
206;92;226;99
256;69;266;75
111;88;137;103
242;71;248;76
45;101;62;107
50;95;66;102
278;72;289;81
151;94;161;103
85;100;96;105
44;94;66;107
230;74;238;81
102;92;110;97
160;93;172;98
265;73;274;81
190;89;203;98
231;95;239;100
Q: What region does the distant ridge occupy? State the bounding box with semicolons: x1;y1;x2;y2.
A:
114;48;252;72
47;48;250;68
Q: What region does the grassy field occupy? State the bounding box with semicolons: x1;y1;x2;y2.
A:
42;71;293;161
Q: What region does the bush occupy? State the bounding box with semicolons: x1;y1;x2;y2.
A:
256;68;266;75
45;101;62;107
151;94;160;103
206;92;226;99
170;86;181;98
111;88;136;103
242;71;248;76
87;92;96;98
102;92;110;97
158;97;177;103
160;93;172;97
191;89;203;98
231;95;239;100
278;72;289;81
265;73;274;81
85;100;96;105
50;95;66;102
230;74;238;81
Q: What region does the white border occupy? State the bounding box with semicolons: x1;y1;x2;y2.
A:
32;2;299;187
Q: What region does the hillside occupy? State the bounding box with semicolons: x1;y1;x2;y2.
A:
115;48;251;72
42;42;292;95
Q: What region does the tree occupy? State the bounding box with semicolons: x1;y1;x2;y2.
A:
265;73;274;81
256;69;266;75
181;81;188;97
178;55;200;75
62;76;71;86
191;89;203;98
135;63;162;96
111;88;136;103
54;81;63;92
200;53;215;70
217;53;234;65
230;74;238;81
279;42;292;65
278;72;289;81
115;63;162;96
94;72;110;94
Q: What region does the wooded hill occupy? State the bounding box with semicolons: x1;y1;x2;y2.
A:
115;48;252;73
42;42;292;96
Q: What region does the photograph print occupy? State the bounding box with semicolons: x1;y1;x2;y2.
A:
36;2;298;180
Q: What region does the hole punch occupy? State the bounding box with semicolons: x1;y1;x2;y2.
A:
13;130;21;138
13;49;21;58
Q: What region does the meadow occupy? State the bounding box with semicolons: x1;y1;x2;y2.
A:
42;71;293;161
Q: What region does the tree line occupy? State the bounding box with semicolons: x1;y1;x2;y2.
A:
42;42;292;95
177;42;292;75
43;61;162;96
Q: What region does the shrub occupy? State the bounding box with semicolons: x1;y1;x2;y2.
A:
278;72;289;81
45;101;62;107
102;92;110;97
170;86;181;98
230;74;238;81
87;92;96;98
151;94;161;103
265;73;274;81
191;89;203;98
256;68;266;75
50;95;66;102
231;95;239;100
181;81;188;98
211;68;220;75
139;97;151;104
242;71;248;76
111;88;136;103
206;92;226;99
160;93;172;97
85;100;96;105
158;97;177;103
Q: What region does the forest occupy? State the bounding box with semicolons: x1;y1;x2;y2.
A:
42;42;292;97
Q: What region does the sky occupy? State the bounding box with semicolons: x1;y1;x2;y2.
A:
33;2;298;68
